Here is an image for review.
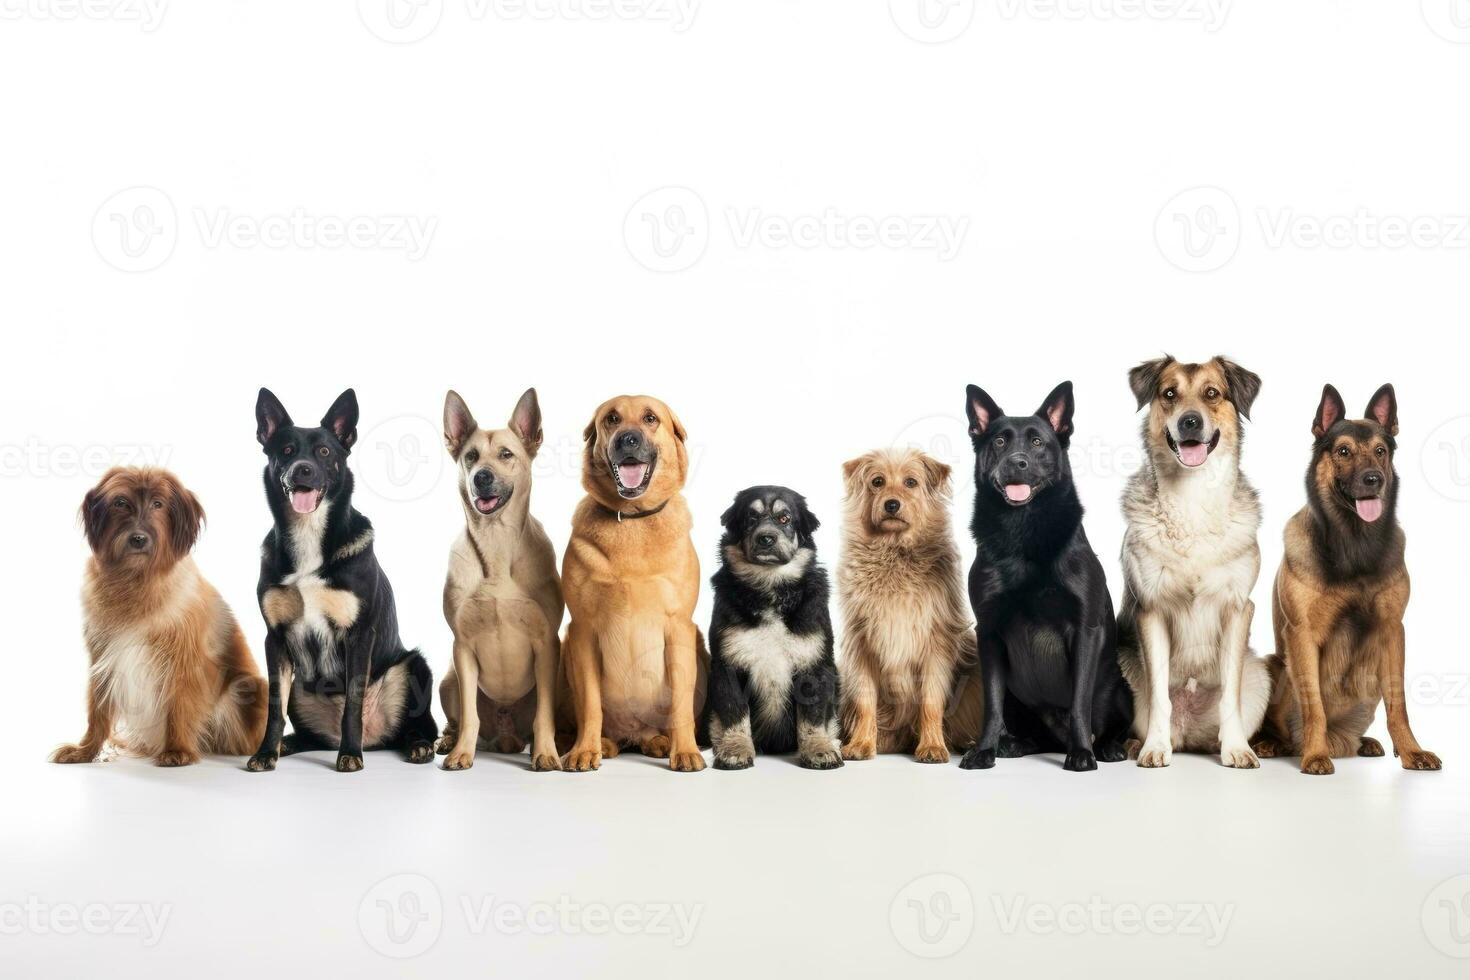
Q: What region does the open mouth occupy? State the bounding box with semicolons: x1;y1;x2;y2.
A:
1352;496;1384;523
1165;429;1221;468
286;485;324;515
612;455;656;499
993;480;1035;506
474;489;510;516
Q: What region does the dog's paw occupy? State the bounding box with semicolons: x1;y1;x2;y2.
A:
245;752;278;772
50;744;95;765
1063;749;1098;772
1301;754;1335;775
713;753;754;770
599;738;621;759
996;733;1038;759
1250;737;1282;759
958;747;995;770
492;735;526;755
1221;744;1260;769
670;749;706;773
442;748;474;771
1401;749;1442;771
434;734;454;755
531;752;561;772
1095;740;1129;764
1356;737;1385;757
799;750;843;771
562;747;602;772
914;742;949;764
155;749;200;768
640;734;672;759
405;742;435;765
1136;740;1172;768
335;753;364;773
841;739;875;761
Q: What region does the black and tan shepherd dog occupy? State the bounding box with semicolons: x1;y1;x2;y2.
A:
1253;384;1441;775
247;388;437;773
959;382;1132;772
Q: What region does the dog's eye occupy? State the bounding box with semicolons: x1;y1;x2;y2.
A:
282;445;294;457
1163;388;1177;400
464;450;478;465
994;437;1005;448
151;499;163;510
1205;387;1220;400
1337;446;1351;457
643;413;658;426
871;476;885;488
1375;446;1386;457
113;496;129;509
777;514;791;525
1032;437;1042;447
606;412;621;426
499;449;513;461
904;478;918;489
316;446;330;458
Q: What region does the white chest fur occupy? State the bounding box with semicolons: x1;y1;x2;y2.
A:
90;628;167;753
721;611;825;729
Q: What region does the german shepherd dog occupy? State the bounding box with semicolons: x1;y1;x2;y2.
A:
959;382;1132;771
247;388;438;773
705;486;841;770
1116;356;1271;769
1253;384;1441;775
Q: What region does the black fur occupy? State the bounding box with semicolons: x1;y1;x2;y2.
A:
958;381;1132;772
704;486;841;770
246;388;437;773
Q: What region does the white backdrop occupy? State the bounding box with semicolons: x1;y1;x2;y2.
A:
3;3;1469;978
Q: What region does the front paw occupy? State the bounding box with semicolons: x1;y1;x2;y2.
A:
50;744;95;765
1401;749;1442;771
959;746;995;770
914;742;949;764
670;750;706;772
997;733;1037;759
1301;754;1335;775
335;753;364;773
713;752;754;770
841;739;875;761
1064;749;1098;772
442;748;474;771
640;734;672;759
434;734;454;755
562;746;602;772
1357;737;1385;757
1221;744;1260;769
799;749;843;771
405;742;435;764
1095;740;1128;764
155;749;200;768
1136;739;1172;768
531;752;561;772
1250;736;1282;759
245;752;278;772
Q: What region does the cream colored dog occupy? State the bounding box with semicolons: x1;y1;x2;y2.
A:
437;388;563;771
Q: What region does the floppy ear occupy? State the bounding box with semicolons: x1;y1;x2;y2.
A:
1365;383;1398;436
1127;356;1172;411
1036;381;1075;443
842;455;867;483
667;407;690;478
321;389;359;451
582;407;601;475
965;385;1002;437
508;388;543;457
443;390;477;459
920;455;953;496
79;470;119;555
255;388;292;447
718;499;740;531
166;478;205;559
796;497;821;543
1312;384;1346;438
1217;357;1262;420
669;409;688;445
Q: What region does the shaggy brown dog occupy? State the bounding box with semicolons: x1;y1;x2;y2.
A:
560;395;707;772
838;448;981;762
52;468;266;767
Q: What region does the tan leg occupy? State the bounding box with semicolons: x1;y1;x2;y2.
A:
1217;599;1260;769
840;638;878;760
1285;628;1333;775
442;642;480;770
914;651;951;763
1376;622;1440;771
51;678;114;764
561;618;603;771
664;620;704;772
435;669;458;754
529;630;561;771
1135;608;1173;768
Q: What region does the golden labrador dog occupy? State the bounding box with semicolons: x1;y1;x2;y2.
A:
560;395;707;772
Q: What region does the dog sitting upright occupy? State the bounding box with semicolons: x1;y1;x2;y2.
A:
706;486;841;770
960;382;1132;772
437;388;563;772
248;388;437;773
1116;356;1271;769
1253;384;1441;775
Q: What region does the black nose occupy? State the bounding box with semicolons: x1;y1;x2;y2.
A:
1362;470;1383;487
617;430;642;452
473;469;494;491
884;499;900;515
1009;454;1029;471
1178;412;1204;436
128;533;148;549
756;533;776;548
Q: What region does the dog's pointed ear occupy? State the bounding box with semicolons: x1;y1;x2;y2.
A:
80;469;120;554
1312;384;1346;438
1365;384;1398;436
443;390;477;459
321;389;359;451
1217;357;1262;420
255;388;292;447
508;388;543;457
966;385;1002;437
1128;356;1172;411
1036;381;1075;443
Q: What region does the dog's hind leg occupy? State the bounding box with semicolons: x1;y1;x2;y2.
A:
280;728;331;756
1093;683;1134;764
396;651;438;765
997;693;1052;757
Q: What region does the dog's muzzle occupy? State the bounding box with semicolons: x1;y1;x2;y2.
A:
608;429;656;499
1344;469;1386;523
470;468;512;516
1165;412;1220;469
282;460;326;515
993;454;1038;505
745;522;797;565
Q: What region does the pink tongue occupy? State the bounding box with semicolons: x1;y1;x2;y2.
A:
1005;484;1032;502
476;496;500;513
290;489;319;514
1355;498;1383;522
1177;442;1209;467
618;463;648;489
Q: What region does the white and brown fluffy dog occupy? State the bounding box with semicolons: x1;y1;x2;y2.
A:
437;389;564;771
1117;356;1271;768
837;448;981;763
53;467;267;767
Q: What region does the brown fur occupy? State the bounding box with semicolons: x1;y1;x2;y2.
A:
52;468;267;767
1133;357;1249;454
836;448;982;762
559;395;708;772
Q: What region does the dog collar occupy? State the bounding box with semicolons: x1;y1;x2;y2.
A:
602;500;669;523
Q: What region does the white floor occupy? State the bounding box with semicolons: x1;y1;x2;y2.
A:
6;745;1469;978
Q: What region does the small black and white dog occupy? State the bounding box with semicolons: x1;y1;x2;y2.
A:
959;382;1132;772
705;486;842;770
247;388;437;773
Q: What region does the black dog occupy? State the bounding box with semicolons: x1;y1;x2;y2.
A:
959;382;1132;772
247;388;437;773
705;486;842;770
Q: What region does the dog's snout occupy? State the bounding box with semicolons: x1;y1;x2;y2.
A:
616;430;643;453
1177;412;1204;437
287;459;317;483
756;532;777;548
472;468;495;492
883;499;901;515
1361;470;1383;487
1009;454;1029;471
128;532;149;550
